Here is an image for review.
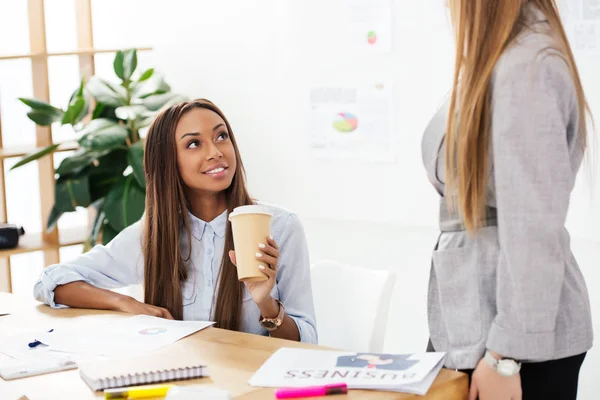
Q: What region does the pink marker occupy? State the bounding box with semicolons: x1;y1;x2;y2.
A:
275;383;348;399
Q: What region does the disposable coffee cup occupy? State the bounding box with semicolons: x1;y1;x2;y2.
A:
228;205;273;282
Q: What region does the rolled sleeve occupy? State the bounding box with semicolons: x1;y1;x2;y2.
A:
275;213;318;344
33;221;144;308
486;53;576;360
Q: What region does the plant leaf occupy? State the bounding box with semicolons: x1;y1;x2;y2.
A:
86;149;129;202
137;68;154;82
78;119;128;151
66;80;89;125
142;93;187;111
79;130;128;151
77;118;118;136
19;98;63;115
123;49;138;81
26;110;63;126
127;141;145;188
115;105;147;121
86;199;105;250
102;222;119;245
10;143;60;170
132;74;171;99
54;174;91;213
91;102;105;119
77;78;85;97
137;115;156;129
56;149;108;176
61;97;86;125
103;175;145;232
91;102;119;121
46;205;63;232
87;77;126;108
113;50;125;80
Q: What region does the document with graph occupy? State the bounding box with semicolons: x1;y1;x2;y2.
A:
34;315;214;357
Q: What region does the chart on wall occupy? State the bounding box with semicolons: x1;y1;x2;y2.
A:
561;0;600;56
309;80;394;161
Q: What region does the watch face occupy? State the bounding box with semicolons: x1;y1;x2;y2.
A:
261;320;278;330
497;360;519;377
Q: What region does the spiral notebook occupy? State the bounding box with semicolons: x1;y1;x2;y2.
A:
78;351;208;391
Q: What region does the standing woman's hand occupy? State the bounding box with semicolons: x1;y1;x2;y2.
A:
469;352;522;400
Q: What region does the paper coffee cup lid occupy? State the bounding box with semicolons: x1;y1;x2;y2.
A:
229;205;273;220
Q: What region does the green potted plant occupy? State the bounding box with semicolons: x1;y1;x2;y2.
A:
12;49;186;249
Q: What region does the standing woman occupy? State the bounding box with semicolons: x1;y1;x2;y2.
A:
422;1;593;399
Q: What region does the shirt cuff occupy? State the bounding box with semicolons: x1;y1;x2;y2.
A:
35;266;89;309
486;320;555;361
288;314;318;344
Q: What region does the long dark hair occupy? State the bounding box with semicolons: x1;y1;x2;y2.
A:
143;99;253;328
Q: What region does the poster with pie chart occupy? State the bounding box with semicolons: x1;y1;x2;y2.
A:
309;80;393;161
333;113;359;133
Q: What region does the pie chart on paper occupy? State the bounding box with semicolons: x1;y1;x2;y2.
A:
139;327;167;335
367;31;377;45
333;113;359;133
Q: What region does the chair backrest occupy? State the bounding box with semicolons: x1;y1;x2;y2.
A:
310;260;396;353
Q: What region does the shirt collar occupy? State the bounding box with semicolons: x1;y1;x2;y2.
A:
187;209;227;240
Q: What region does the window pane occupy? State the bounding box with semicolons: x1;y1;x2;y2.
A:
0;1;31;56
45;0;78;53
60;244;84;263
48;55;81;143
4;158;42;234
0;59;37;149
10;251;44;298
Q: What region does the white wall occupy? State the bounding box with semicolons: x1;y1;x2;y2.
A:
148;0;600;240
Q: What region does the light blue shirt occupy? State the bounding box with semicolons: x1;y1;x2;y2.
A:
34;204;318;344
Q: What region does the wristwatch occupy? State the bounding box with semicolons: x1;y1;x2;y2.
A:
259;300;285;331
484;350;521;377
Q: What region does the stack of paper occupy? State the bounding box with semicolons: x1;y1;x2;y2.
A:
249;348;446;396
0;331;79;379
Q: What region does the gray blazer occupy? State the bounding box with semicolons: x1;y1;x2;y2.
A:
421;7;593;369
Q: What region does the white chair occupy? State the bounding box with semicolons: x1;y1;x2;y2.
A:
310;260;396;353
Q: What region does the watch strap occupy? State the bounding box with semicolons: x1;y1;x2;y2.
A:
484;351;521;377
259;300;284;331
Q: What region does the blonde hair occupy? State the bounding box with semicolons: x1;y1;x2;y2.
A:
446;0;592;231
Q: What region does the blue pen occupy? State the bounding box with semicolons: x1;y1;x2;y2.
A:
28;329;53;348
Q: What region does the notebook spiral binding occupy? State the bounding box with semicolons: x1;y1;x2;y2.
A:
97;366;205;390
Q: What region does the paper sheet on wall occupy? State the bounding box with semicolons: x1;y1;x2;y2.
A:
562;0;600;55
309;80;394;161
34;315;214;358
288;0;392;54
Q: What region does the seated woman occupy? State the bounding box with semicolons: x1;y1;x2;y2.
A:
34;99;317;343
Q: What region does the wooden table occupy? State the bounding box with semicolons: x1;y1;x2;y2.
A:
0;293;468;399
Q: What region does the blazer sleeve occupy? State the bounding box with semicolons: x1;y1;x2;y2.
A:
486;52;579;360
